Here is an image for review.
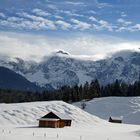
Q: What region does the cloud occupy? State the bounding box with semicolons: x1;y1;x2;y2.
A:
121;12;127;17
55;15;64;19
95;0;112;8
17;12;56;30
47;4;57;10
0;32;139;62
89;16;98;22
7;17;24;22
89;17;114;32
65;1;84;5
0;18;56;31
1;0;140;36
117;18;132;26
32;8;50;17
98;20;114;31
58;10;84;17
0;12;5;18
71;19;91;30
88;10;97;14
116;18;136;32
134;24;140;30
56;20;72;30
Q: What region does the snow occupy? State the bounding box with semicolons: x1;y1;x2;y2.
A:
0;50;140;88
74;97;140;125
0;124;140;140
76;70;92;85
26;70;47;87
0;99;140;140
0;101;102;126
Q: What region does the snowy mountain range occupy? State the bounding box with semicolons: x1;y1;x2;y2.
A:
0;50;140;90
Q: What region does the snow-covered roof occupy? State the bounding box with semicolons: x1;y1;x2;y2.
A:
42;111;72;120
110;116;123;121
54;112;72;120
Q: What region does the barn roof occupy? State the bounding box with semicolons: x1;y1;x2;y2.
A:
110;116;123;121
41;111;72;120
54;112;72;120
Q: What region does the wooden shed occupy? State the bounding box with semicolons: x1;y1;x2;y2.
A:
109;116;122;123
38;112;72;128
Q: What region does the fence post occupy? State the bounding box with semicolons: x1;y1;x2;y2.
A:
57;134;59;139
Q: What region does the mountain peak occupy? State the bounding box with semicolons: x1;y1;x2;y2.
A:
56;50;69;56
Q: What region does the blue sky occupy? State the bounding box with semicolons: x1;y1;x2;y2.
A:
0;0;140;61
1;0;140;36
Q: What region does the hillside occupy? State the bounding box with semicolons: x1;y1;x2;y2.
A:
74;97;140;125
0;66;42;91
0;100;102;126
0;100;140;140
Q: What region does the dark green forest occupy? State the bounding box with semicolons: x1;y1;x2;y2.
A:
0;79;140;103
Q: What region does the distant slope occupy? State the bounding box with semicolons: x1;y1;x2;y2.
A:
0;66;42;91
0;101;102;126
74;97;140;125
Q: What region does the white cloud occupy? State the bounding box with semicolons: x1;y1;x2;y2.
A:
99;20;114;31
116;26;127;32
134;24;140;30
47;4;57;10
71;19;91;30
117;18;132;26
7;17;24;22
56;20;72;30
88;10;97;14
116;18;134;32
121;12;127;17
55;15;64;19
0;17;56;31
0;12;5;18
32;9;50;17
89;16;98;22
89;19;115;31
0;32;139;62
65;1;84;5
59;10;84;17
92;24;102;31
96;1;112;8
17;12;56;30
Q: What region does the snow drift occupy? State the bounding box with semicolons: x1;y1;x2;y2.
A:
0;101;102;126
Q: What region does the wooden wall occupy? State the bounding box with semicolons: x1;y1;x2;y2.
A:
39;119;72;128
39;120;59;128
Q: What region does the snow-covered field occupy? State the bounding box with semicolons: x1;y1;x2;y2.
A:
74;97;140;125
0;99;140;140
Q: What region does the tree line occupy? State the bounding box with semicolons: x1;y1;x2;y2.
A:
0;79;140;103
